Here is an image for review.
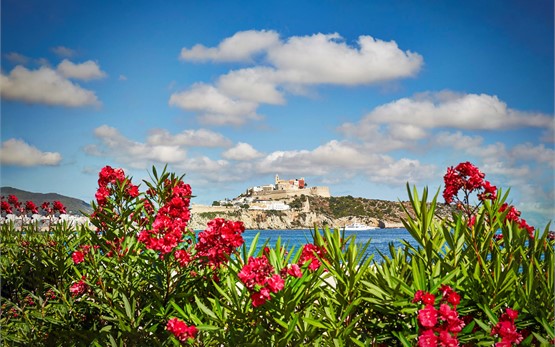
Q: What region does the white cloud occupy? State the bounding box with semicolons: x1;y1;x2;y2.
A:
0;65;100;107
180;30;280;62
169;83;262;126
217;67;285;104
0;139;62;166
119;74;128;81
5;52;29;65
57;59;107;80
51;46;76;57
89;125;187;168
267;33;423;85
255;140;435;185
511;143;555;168
147;128;232;147
340;92;553;151
222;142;263;160
361;91;552;130
174;31;424;126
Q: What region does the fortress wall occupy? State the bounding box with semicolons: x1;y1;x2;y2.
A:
251;186;330;199
191;205;239;213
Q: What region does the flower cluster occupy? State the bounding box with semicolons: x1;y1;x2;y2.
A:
443;162;497;205
137;180;192;254
1;195;67;221
491;308;522;346
298;243;327;271
166;317;197;342
498;203;534;238
72;245;92;264
195;218;245;268
70;277;89;297
413;285;465;347
238;255;285;307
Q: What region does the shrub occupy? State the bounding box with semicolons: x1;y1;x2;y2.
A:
0;162;553;346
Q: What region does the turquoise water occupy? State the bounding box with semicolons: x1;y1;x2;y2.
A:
242;228;416;262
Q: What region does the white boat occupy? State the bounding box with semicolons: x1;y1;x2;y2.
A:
343;222;378;231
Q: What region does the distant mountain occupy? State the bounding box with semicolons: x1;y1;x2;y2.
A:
0;187;93;216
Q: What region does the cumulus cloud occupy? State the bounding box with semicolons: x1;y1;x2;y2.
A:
255;140;435;185
57;59;107;80
51;46;76;57
0;65;100;107
217;67;285;104
267;33;423;85
169;83;262;126
222;142;263;160
0;139;62;166
147;128;232;147
340;91;553;149
173;30;424;126
180;30;280;62
87;125;188;168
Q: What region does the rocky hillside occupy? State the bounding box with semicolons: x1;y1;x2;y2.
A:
0;187;93;216
189;195;455;230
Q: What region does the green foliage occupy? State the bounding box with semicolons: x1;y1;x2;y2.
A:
1;165;553;346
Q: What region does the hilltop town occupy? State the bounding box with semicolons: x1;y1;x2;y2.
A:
192;174;330;213
188;174;455;230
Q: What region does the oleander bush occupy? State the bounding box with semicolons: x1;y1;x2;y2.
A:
1;163;553;346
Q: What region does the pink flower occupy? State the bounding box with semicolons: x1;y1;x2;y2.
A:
238;256;284;307
491;308;523;346
70;278;88;297
418;304;438;328
174;249;191;267
286;264;302;278
439;330;459;347
166;318;197;342
418;329;438;347
267;274;285;293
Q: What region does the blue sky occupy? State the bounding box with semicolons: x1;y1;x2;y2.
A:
1;0;553;227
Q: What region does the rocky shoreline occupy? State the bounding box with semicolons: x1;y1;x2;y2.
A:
188;209;405;231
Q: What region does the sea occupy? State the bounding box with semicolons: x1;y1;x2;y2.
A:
242;227;416;262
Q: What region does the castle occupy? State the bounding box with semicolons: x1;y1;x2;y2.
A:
245;174;330;200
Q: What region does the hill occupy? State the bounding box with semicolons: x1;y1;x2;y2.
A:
189;195;456;230
0;187;93;216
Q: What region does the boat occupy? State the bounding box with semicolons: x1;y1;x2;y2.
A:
343;222;378;231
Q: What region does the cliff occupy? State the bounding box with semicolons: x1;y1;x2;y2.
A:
188;209;405;230
189;195;455;230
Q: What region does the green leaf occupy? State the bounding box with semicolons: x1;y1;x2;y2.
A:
195;297;218;321
303;317;327;329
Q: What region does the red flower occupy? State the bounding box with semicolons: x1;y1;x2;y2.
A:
70;278;88;297
439;330;459;347
422;292;435;305
25;201;38;214
286;264;302;278
491;308;523;346
195;218;245;268
418;304;438;328
298;243;327;271
166;318;197;342
238;256;284;307
418;329;438;347
174;249;191;267
52;200;66;214
1;201;12;214
72;250;85;264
